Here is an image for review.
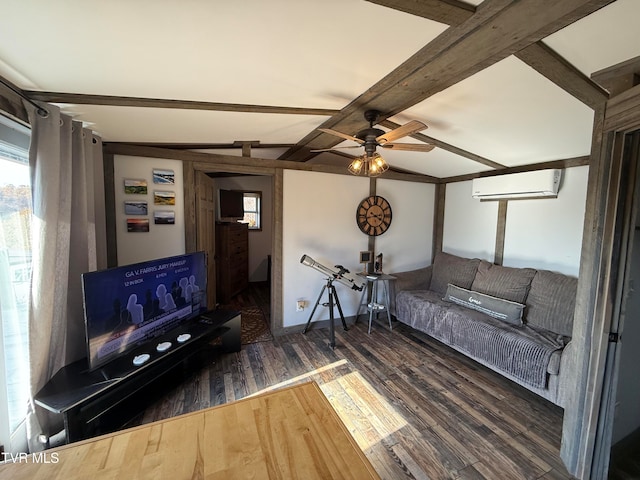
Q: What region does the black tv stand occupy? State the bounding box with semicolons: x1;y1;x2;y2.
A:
34;309;241;444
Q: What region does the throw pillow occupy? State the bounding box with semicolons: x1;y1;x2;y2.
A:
430;252;481;296
471;261;536;304
525;270;577;337
443;283;525;325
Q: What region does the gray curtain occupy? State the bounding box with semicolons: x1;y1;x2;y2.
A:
24;101;104;451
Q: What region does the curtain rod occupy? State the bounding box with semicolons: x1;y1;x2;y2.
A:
0;77;49;117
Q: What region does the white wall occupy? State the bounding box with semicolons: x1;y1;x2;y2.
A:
282;170;369;327
114;155;185;266
443;180;498;261
442;167;588;276
502;166;588;276
214;175;273;282
376;179;435;271
281;171;435;328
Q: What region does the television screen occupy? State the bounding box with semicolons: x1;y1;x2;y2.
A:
219;189;244;219
82;252;208;371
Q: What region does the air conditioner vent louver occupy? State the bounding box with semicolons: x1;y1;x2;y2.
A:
472;169;562;200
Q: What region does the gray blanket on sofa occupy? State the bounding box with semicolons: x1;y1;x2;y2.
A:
396;290;566;389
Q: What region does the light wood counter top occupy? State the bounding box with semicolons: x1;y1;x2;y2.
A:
0;381;380;479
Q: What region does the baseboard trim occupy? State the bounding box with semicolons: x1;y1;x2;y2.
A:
271;315;358;337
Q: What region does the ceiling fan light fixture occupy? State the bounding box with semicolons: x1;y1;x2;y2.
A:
348;153;388;177
348;156;364;175
368;153;388;176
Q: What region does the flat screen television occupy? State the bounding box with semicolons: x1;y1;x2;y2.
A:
218;189;244;220
81;251;208;371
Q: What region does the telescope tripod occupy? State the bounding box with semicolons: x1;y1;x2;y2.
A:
302;277;348;349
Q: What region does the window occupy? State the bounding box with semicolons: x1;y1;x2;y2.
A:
0;117;31;451
242;191;261;230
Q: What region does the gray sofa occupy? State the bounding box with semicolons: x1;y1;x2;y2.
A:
391;251;577;407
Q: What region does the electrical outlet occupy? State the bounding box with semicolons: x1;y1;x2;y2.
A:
296;300;305;312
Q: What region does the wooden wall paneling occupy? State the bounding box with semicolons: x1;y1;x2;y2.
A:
368;178;377;258
604;84;640;132
494;200;508;265
560;104;610;477
433;182;445;260
183;160;197;254
102;152;118;267
271;169;284;335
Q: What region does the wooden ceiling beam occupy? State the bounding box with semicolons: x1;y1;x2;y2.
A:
105;142;296;150
591;55;640;96
367;0;608;109
103;143;437;183
281;0;614;163
442;155;590;183
379;119;506;169
514;42;608;109
24;91;340;117
365;0;474;25
0;75;29;124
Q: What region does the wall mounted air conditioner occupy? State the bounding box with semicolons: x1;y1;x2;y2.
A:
471;169;562;200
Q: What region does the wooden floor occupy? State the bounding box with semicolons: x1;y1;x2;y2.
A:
609;428;640;480
132;311;577;480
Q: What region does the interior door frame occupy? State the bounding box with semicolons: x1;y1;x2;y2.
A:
561;85;640;479
185;160;282;334
591;130;640;478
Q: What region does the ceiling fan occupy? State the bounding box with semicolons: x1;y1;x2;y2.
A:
312;109;435;157
312;109;435;176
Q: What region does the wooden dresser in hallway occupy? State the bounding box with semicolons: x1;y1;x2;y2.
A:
215;222;248;303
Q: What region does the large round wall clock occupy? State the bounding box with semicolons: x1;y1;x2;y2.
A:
356;195;392;236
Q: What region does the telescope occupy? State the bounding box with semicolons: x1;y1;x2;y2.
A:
300;254;364;349
300;255;364;291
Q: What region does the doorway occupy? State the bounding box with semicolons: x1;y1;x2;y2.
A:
606;131;640;478
203;172;274;341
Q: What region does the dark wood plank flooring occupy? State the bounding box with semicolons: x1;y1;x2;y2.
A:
132;307;579;480
609;428;640;480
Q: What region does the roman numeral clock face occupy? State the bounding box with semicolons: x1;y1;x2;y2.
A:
356;195;392;236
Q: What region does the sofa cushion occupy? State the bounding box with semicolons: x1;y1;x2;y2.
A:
395;289;565;388
389;266;432;316
430;251;480;296
525;270;577;337
443;284;525;325
471;261;536;304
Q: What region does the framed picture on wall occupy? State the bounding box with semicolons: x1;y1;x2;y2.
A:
153;168;175;184
154;210;175;225
126;218;150;232
124;201;148;215
154;191;175;206
124;178;148;195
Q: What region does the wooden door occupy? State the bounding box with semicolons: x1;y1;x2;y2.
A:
195;171;216;309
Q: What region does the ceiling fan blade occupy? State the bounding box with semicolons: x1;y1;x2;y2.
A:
310;146;362;152
376;120;427;144
318;128;364;144
381;142;435;152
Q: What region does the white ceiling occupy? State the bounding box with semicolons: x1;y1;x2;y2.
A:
1;0;639;178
